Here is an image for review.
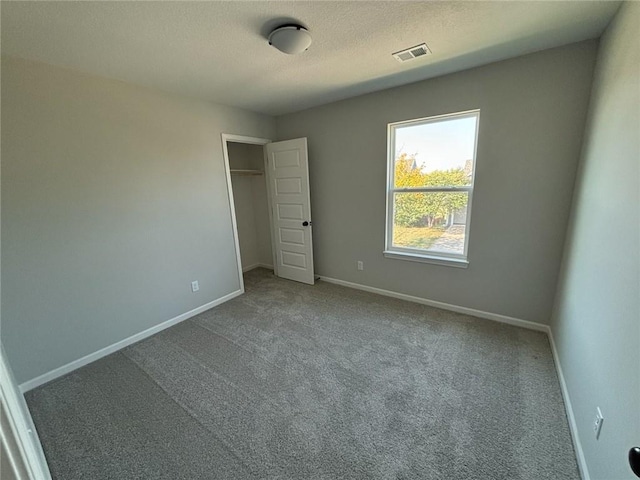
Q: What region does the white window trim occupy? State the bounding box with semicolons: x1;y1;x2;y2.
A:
384;109;480;267
382;250;469;268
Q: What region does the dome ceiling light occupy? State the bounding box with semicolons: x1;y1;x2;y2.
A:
268;24;312;55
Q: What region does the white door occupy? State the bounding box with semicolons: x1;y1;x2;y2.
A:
264;138;314;285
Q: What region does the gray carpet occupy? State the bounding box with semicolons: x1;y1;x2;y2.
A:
26;268;579;479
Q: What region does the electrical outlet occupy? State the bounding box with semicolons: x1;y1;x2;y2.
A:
191;280;199;292
357;261;364;271
593;407;604;439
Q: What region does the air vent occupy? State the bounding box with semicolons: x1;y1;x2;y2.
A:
392;43;432;63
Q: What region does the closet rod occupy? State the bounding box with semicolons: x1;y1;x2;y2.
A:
230;169;263;176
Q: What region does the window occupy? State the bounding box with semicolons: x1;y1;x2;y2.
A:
384;110;480;267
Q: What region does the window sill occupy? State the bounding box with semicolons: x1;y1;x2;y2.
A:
383;250;469;269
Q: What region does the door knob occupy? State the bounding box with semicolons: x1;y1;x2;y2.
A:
630;447;640;477
302;221;311;226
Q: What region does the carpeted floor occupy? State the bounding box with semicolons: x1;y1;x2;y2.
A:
26;268;579;479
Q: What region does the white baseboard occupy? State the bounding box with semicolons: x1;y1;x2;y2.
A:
547;328;590;480
19;289;244;393
242;263;273;273
318;276;548;332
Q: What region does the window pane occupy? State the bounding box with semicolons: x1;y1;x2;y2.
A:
393;115;477;188
392;191;469;255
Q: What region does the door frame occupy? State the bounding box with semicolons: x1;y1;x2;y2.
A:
1;347;53;479
221;133;273;292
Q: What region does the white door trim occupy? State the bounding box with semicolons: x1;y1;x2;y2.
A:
1;346;52;479
220;134;272;291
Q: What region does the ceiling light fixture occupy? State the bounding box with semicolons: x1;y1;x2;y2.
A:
268;24;312;55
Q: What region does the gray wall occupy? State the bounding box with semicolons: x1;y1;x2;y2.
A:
1;56;275;384
0;441;19;480
550;3;640;479
228;142;273;270
276;41;597;324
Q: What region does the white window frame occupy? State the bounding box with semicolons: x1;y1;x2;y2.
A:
384;109;480;268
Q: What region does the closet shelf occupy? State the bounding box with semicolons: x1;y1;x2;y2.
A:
230;169;264;176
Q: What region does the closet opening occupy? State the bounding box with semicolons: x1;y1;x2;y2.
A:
222;133;315;289
222;135;274;293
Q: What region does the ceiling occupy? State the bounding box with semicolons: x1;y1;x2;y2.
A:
1;1;620;116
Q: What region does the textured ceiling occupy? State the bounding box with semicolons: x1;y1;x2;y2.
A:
1;1;620;116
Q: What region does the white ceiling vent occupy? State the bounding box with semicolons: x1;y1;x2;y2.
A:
392;43;432;63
